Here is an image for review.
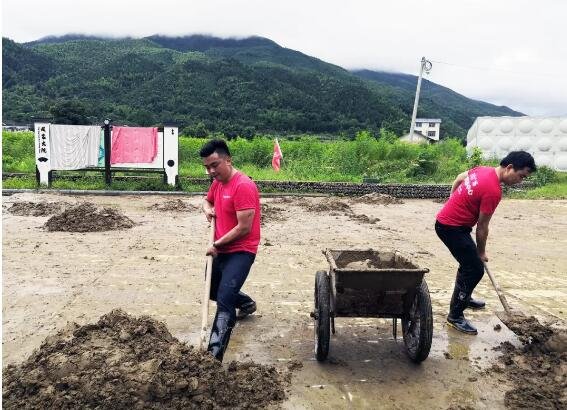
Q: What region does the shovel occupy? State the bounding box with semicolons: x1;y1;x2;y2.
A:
483;261;527;327
199;217;215;350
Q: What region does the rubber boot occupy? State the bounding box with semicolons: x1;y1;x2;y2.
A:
207;311;234;362
236;300;256;320
447;286;478;335
467;296;486;310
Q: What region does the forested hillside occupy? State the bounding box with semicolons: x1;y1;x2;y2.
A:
2;35;522;139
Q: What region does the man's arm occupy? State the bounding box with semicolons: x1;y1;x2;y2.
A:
451;171;469;194
476;212;493;262
206;209;255;255
202;197;215;222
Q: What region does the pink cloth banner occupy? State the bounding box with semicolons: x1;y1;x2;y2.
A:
111;126;158;164
272;138;283;172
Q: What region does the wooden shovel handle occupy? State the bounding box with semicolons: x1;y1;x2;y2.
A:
199;218;215;350
483;262;513;315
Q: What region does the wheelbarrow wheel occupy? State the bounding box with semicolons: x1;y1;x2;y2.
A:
402;279;433;363
314;270;331;361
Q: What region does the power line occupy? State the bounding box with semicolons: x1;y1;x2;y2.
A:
429;59;560;79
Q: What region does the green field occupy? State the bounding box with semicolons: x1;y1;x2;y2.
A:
2;130;565;198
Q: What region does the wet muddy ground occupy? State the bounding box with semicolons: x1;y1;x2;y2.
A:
2;192;567;409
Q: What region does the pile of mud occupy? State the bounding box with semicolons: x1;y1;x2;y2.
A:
490;316;567;409
352;193;404;205
2;310;289;409
44;203;134;232
310;198;352;213
349;213;379;224
271;197;378;225
8;201;70;217
149;200;198;212
261;203;288;226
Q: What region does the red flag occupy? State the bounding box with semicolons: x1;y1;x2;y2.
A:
272;139;283;172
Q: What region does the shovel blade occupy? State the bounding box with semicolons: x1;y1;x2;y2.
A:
496;310;531;330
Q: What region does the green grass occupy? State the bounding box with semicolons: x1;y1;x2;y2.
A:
3;130;566;198
4;130;472;183
507;173;567;199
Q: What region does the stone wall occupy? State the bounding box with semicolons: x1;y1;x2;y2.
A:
186;178;451;198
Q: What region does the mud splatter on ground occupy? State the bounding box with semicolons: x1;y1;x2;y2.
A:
2;310;289;410
489;316;566;409
269;196;308;205
44;203;134;232
261;203;288;226
349;213;379;224
149;199;198;212
351;193;404;205
7;201;70;217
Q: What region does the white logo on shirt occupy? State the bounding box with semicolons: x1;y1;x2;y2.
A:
458;172;478;196
223;195;231;199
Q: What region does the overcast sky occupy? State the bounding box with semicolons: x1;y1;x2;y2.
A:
3;0;566;116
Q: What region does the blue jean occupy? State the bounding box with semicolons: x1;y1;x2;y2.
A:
209;251;256;326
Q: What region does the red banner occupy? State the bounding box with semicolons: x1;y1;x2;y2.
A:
272;139;283;172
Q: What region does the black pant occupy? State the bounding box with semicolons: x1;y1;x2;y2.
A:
435;221;484;297
210;251;256;326
207;251;256;361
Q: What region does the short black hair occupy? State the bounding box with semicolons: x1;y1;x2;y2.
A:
500;151;536;172
199;139;231;158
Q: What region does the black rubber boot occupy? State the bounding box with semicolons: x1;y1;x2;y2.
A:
236;300;256;320
467;296;486;310
447;286;478;335
207;311;234;362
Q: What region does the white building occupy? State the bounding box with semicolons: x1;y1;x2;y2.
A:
400;118;441;143
466;116;567;172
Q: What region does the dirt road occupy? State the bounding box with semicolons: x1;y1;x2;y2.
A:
3;192;566;409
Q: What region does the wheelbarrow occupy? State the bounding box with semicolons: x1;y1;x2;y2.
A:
311;248;433;363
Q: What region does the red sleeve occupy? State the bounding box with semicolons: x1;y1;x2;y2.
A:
206;180;218;203
480;195;500;215
233;182;257;211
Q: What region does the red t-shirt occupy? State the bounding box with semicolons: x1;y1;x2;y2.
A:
437;166;502;227
206;171;261;254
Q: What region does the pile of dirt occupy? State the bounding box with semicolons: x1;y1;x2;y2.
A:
149;200;198;212
2;310;289;409
8;201;70;217
44;203;134;232
310;199;352;213
290;198;380;225
489;316;567;409
352;193;404;205
261;203;288;226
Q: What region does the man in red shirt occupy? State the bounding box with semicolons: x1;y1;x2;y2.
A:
436;151;536;334
200;139;261;361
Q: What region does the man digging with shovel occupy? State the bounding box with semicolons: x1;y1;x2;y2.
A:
201;139;261;361
435;151;536;335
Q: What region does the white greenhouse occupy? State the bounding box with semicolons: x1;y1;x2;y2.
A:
466;116;567;172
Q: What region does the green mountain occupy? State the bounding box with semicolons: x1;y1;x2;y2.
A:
352;69;522;138
2;35;522;139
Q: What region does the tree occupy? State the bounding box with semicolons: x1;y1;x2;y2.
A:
49;100;89;124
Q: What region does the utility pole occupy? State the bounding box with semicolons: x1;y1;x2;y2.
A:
409;57;432;142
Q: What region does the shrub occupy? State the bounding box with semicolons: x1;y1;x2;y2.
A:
530;166;557;187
